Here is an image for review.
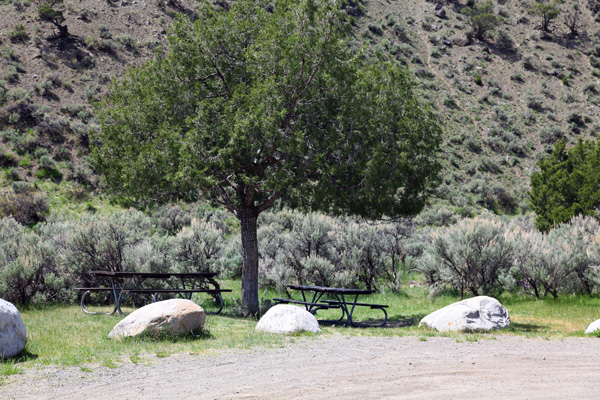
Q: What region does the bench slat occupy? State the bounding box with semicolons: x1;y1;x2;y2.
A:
322;300;389;309
272;298;340;309
74;288;231;293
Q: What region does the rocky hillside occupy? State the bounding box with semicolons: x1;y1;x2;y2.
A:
1;0;600;223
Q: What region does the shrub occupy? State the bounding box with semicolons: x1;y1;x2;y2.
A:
173;218;224;273
8;24;28;43
0;192;48;225
0;217;64;304
39;154;56;169
151;204;193;235
65;210;153;284
419;214;514;298
525;92;544;111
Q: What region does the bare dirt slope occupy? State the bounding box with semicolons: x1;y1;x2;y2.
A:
2;335;600;399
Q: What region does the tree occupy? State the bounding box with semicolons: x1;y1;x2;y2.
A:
92;0;442;315
36;0;76;42
460;0;502;41
530;140;600;232
562;9;585;37
530;0;560;32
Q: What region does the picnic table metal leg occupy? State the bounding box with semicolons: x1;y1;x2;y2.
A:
80;290;119;315
206;292;224;315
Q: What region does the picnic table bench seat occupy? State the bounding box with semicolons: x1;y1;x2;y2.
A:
74;288;232;294
272;297;341;311
321;299;389;309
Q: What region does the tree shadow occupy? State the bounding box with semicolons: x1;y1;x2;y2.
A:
318;313;425;329
381;313;425;328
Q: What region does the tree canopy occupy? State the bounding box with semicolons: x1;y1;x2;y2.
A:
460;0;502;41
92;0;442;314
530;140;600;232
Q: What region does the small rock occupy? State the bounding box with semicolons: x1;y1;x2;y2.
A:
435;8;446;19
256;305;321;335
0;299;27;359
453;37;471;47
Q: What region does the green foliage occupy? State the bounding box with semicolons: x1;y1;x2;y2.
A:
419;214;514;298
530;140;600;232
258;210;414;293
530;0;560;32
37;0;65;27
460;0;502;40
8;24;28;43
93;0;442;313
0;193;48;225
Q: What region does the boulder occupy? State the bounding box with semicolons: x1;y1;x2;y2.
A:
453;37;471;47
585;319;600;335
0;299;27;358
256;305;321;335
435;8;446;19
419;296;510;332
108;299;206;340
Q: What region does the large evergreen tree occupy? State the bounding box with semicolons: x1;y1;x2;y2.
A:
530;140;600;232
92;0;442;314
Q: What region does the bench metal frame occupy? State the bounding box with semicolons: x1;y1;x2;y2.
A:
76;271;231;316
275;285;388;327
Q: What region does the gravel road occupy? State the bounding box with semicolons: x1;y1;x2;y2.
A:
2;335;600;399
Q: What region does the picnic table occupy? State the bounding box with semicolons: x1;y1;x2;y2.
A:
75;270;231;316
273;284;388;327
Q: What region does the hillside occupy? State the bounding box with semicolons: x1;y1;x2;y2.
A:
1;0;600;223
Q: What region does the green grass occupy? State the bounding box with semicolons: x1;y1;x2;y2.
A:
2;283;600;374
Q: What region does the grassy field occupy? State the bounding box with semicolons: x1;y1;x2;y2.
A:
2;281;600;376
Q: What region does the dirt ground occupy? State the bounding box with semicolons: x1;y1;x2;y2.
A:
2;335;600;399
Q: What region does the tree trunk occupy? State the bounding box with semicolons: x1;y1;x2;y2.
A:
239;207;259;316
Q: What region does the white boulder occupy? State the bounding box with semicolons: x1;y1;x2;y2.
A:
256;304;321;335
419;296;510;332
0;299;27;358
585;319;600;335
108;299;206;340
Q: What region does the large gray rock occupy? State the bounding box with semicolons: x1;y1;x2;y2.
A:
256;305;321;335
108;299;206;340
0;299;27;358
419;296;510;332
585;319;600;335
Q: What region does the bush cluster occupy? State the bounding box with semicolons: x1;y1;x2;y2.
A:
4;206;600;305
257;211;415;293
0;207;419;304
418;213;600;299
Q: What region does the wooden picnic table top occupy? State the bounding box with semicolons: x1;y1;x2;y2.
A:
287;284;375;296
89;270;218;279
